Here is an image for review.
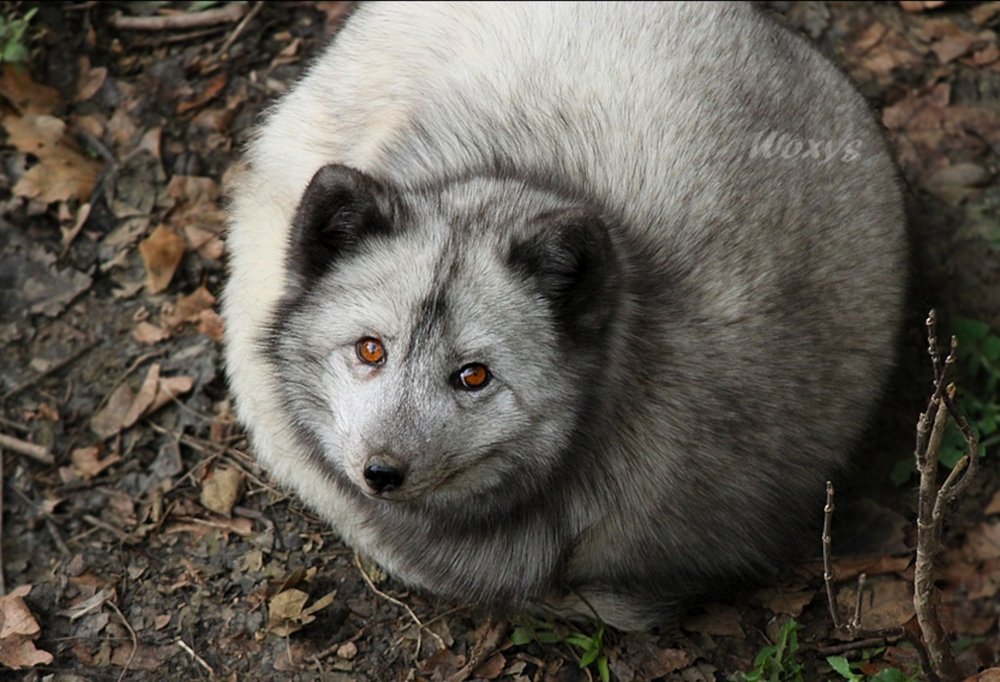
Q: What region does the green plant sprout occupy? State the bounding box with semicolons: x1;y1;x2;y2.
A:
511;617;610;682
741;619;805;682
0;6;37;64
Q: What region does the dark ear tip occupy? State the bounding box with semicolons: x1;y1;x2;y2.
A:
306;163;372;194
287;164;396;285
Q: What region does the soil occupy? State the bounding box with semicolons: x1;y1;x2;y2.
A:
1;2;998;681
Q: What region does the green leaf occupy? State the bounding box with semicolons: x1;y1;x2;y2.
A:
598;654;611;682
536;630;560;644
869;668;910;682
826;655;858;680
565;633;593;650
510;627;534;646
954;317;990;343
579;646;599;667
890;457;914;486
982;335;1000;362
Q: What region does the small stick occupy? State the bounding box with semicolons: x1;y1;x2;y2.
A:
0;449;5;595
111;3;247;31
82;514;130;542
217;1;264;57
107;600;138;682
352;552;446;655
817;637;895;657
849;573;867;635
0;433;55;465
46;517;72;557
911;316;971;682
177;638;215;676
2;340;98;402
822;481;841;629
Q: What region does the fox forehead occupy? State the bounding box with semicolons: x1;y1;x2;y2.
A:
297;224;545;362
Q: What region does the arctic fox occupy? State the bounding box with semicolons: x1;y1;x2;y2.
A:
221;2;906;629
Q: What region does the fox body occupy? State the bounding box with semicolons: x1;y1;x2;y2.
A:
221;2;906;629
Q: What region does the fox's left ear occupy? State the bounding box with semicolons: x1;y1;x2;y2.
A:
507;207;620;338
286;164;400;286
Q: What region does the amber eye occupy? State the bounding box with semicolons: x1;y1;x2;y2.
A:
453;363;491;391
356;337;386;365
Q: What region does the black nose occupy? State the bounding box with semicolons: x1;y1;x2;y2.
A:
363;457;406;493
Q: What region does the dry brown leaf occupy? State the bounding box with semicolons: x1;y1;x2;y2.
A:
985;489;1000;516
0;65;60;114
90;382;136;438
90;366;192;437
198;308;224;342
177;73;228;115
133;320;170;345
681;603;744;639
836;577;914;631
271;37;304;68
3;113;102;203
75;56;108;102
58;587;115;622
162;285;217;330
200;465;245;517
925;162;989;205
110;643;168;670
139;225;186;293
165;516;253;540
970;44;1000;66
0;586;41;639
122;363;161;428
800;554;913;581
107;106;138;152
849;24;922;78
638;647;692;678
970;2;1000;25
183;224;225;260
150;374;194;414
70;446;121;479
0;586;53;670
474;652;506;679
964;667;1000;682
336;641;357;660
931;30;996;64
899;0;946;10
964;522;1000;561
267;587;338;637
267;589;310;637
165;176;225;256
754;587;816;617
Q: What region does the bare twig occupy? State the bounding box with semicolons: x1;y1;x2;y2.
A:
446;617;508;682
352;552;446;656
0;449;5;596
217;1;264;57
910;311;978;682
107;600;138;682
2;339;99;402
849;573;866;634
82;514;130;542
46;517;72;557
111;3;247;31
0;433;55;465
177;638;215;677
822;481;841;629
817;636;897;657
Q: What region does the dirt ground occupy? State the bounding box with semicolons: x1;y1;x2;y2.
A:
1;2;998;681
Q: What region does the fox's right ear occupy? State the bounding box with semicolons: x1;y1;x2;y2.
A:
286;164;399;285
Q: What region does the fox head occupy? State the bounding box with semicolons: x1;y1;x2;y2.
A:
265;164;623;514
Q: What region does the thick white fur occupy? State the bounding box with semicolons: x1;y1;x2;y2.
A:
222;2;906;628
